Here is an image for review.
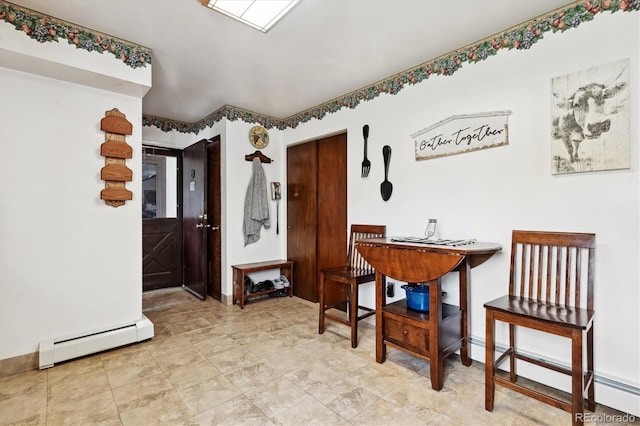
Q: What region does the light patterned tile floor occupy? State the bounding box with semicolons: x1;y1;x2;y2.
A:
0;288;635;425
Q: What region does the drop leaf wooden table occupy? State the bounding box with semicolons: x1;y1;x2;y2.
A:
355;237;501;390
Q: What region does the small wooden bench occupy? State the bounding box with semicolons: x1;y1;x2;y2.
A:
232;259;294;308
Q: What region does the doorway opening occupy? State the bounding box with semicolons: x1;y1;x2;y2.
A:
142;138;221;300
142;146;182;292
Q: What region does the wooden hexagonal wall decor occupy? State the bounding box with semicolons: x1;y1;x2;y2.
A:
99;108;133;207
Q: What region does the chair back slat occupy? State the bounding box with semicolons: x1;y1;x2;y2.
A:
348;225;386;273
544;245;550;303
564;246;572;306
536;244;545;301
528;244;535;300
575;249;582;307
507;230;595;309
555;246;562;306
518;245;526;298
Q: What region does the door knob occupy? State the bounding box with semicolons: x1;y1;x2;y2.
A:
199;213;208;220
196;223;211;229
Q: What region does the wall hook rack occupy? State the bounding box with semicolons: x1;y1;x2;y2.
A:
245;150;272;163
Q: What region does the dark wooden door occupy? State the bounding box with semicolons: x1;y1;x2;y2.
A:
316;134;348;306
287;141;318;301
287;133;347;303
316;134;348;273
207;137;222;299
183;139;209;299
143;219;182;291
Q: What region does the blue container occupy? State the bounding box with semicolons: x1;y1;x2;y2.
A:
401;284;430;312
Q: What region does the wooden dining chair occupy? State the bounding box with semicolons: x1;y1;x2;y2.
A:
318;224;386;348
484;230;595;425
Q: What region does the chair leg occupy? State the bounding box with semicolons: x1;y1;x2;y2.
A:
350;279;358;348
318;271;326;335
485;309;495;411
571;329;584;425
587;325;595;411
509;323;517;382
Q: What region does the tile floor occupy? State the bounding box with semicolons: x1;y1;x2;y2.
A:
0;289;634;425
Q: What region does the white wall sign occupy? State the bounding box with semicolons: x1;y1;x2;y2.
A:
412;110;511;161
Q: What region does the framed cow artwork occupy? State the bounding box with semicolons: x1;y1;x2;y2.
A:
550;58;629;175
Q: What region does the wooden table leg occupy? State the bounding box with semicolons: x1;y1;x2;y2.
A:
429;278;444;390
318;270;325;334
459;258;471;366
375;271;386;363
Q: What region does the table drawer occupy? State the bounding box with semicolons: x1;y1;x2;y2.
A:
384;317;429;354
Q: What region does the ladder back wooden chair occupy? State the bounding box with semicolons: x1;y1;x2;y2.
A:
484;230;596;425
318;224;386;348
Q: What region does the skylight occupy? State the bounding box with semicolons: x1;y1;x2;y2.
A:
200;0;299;33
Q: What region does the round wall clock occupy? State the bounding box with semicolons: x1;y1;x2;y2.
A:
249;126;269;149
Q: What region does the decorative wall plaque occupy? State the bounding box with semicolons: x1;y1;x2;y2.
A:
550;58;630;174
99;108;133;207
412;110;511;161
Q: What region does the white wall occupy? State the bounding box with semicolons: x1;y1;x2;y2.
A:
9;0;635;415
140;11;639;414
0;22;151;360
283;11;639;415
218;121;286;292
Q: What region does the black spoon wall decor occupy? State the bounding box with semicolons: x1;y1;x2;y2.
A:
381;145;393;201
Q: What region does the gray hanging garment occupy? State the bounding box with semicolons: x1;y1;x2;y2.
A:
243;157;270;245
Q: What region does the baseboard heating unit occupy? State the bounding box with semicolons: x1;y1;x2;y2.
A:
38;315;154;369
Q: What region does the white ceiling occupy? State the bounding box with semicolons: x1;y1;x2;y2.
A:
10;0;573;124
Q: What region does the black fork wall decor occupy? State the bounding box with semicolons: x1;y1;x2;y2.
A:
361;124;371;177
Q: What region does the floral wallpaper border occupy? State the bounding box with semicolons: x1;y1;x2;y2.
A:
143;105;286;133
2;0;638;133
0;1;152;69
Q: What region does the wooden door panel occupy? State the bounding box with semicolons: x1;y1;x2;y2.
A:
317;134;348;270
207;137;221;299
287;133;347;303
142;218;182;291
183;139;209;299
317;134;348;306
287;142;318;302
